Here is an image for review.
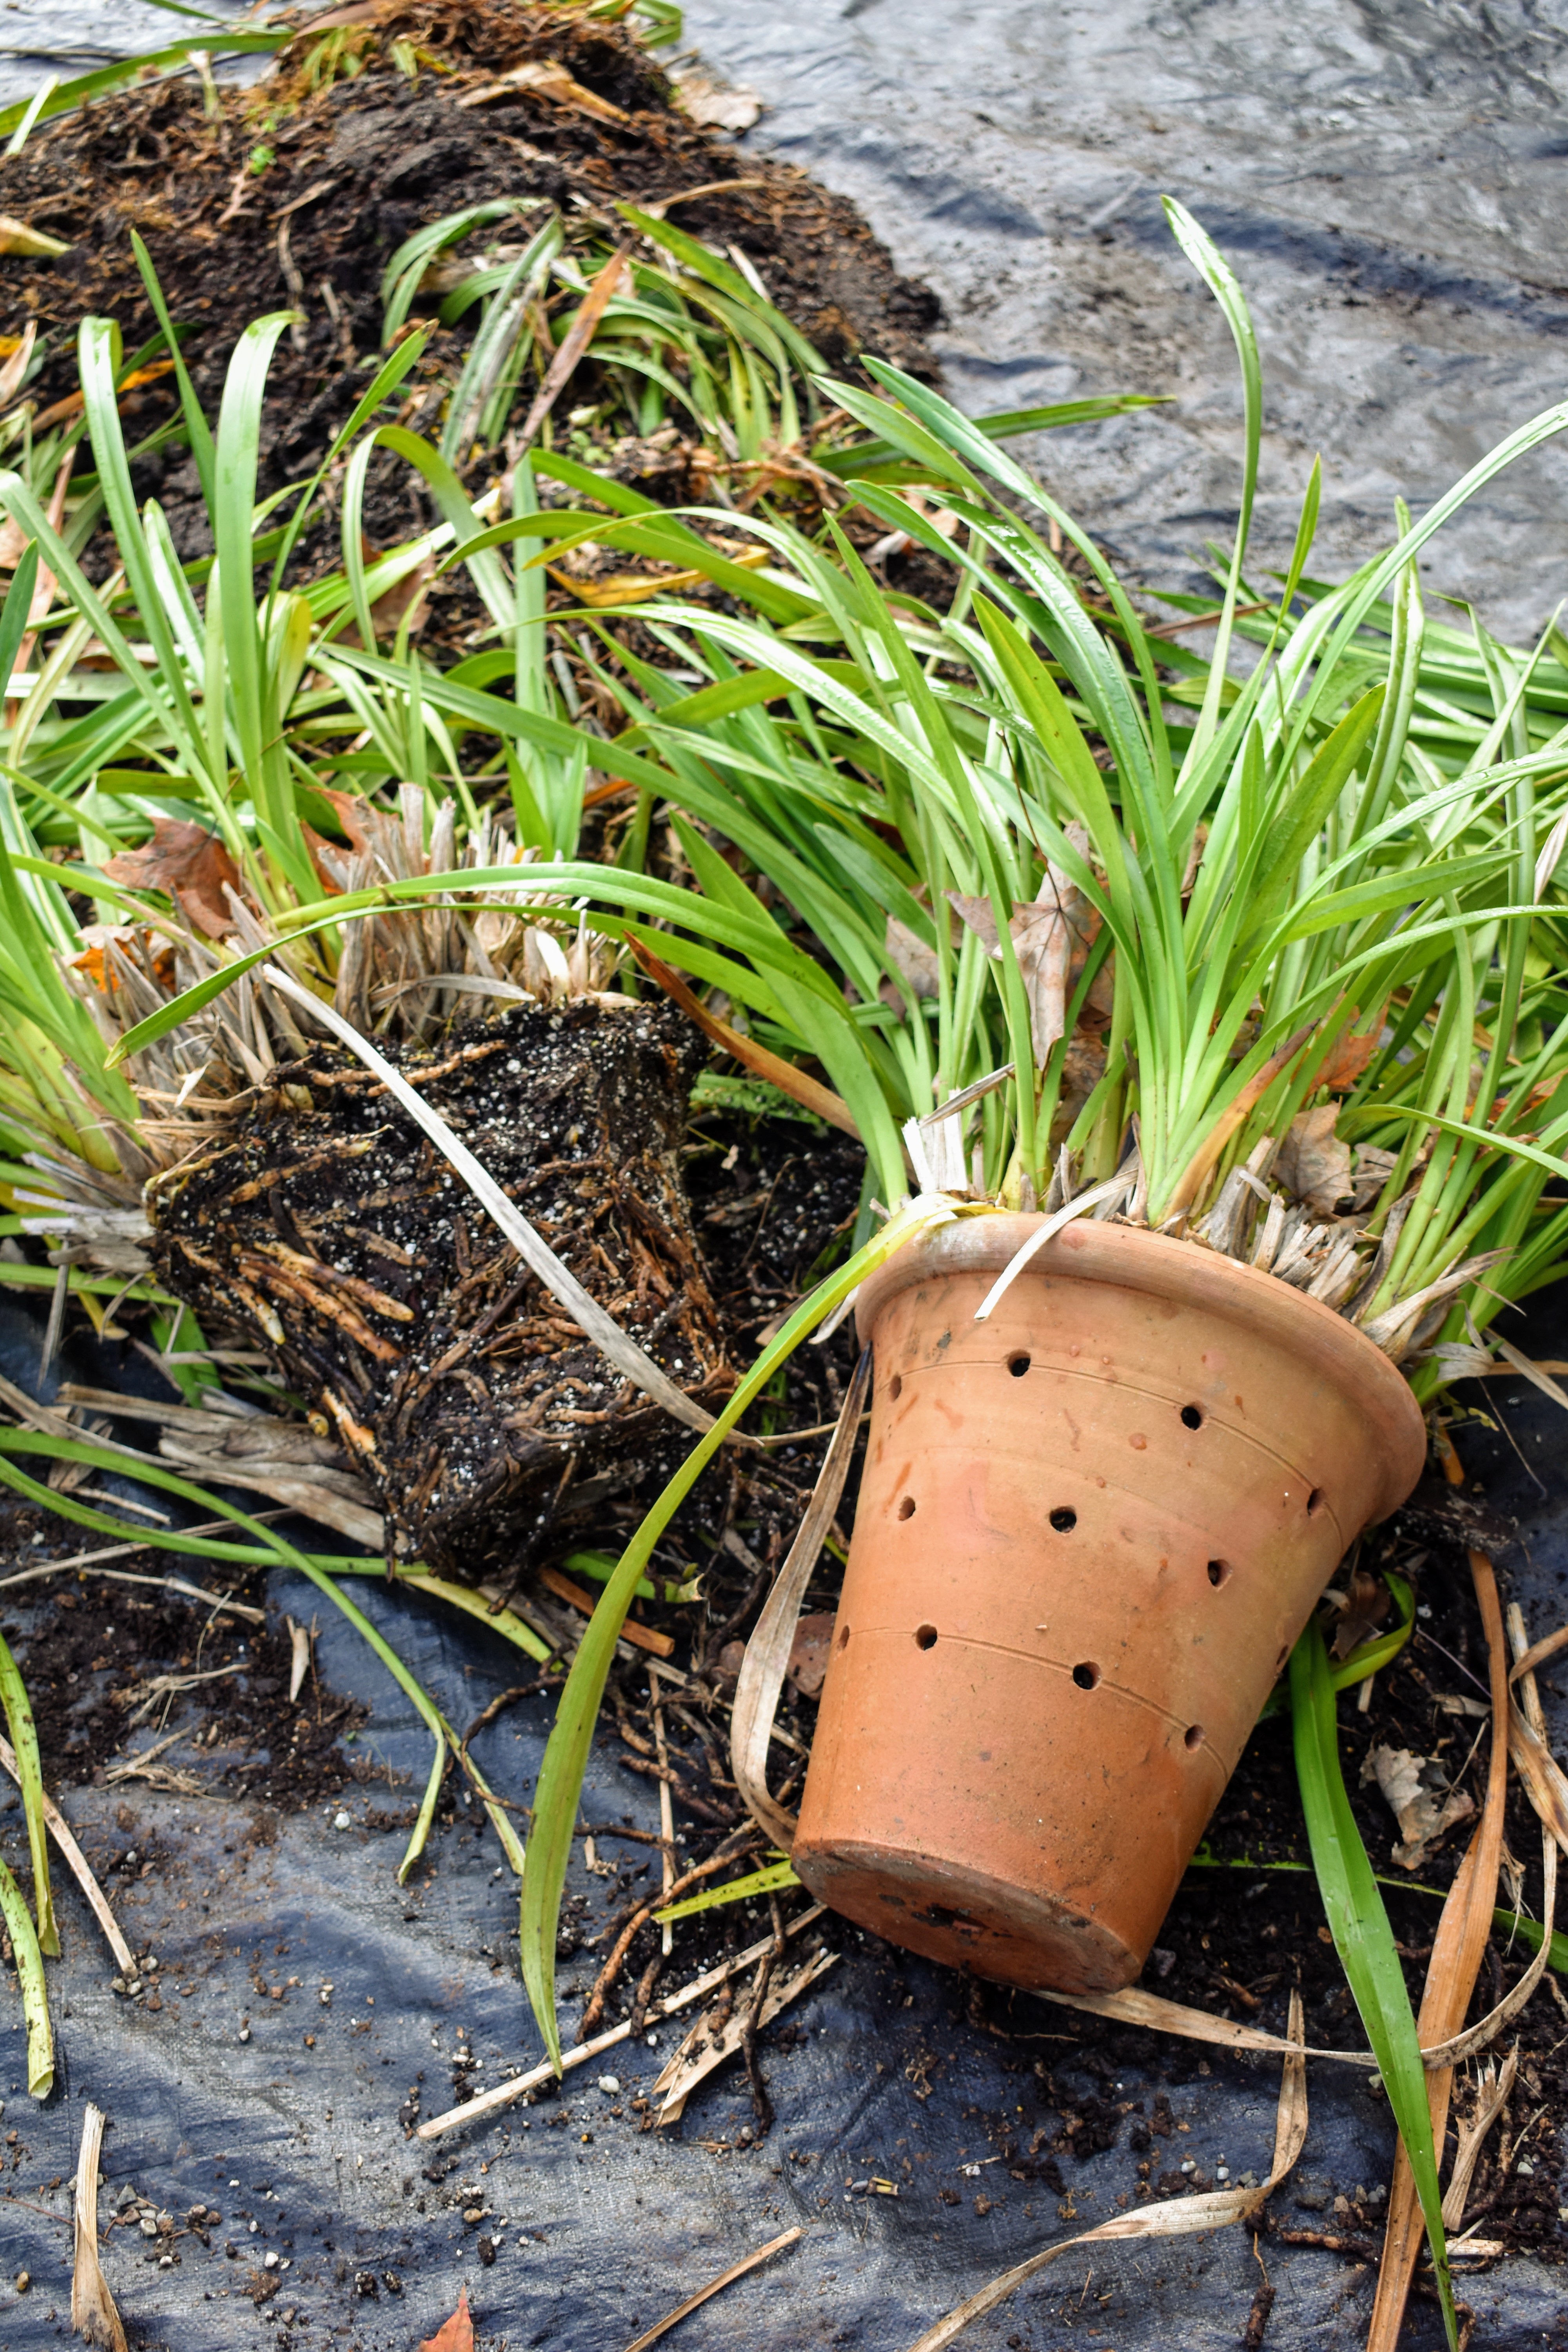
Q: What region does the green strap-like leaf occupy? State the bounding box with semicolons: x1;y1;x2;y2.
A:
519;1198;975;2068
1290;1619;1455;2347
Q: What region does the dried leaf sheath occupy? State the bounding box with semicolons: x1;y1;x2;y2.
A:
148;998;731;1575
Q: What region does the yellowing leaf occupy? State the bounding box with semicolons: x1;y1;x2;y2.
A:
0;214;70;258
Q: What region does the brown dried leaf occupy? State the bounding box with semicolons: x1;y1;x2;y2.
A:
1349;1143;1397;1211
1316;1018;1379;1091
1330;1565;1393;1658
103;820;243;939
1361;1743;1475;1870
884;914;940;998
1275;1103;1353;1217
785;1612;837;1699
418;2288;473;2352
946;892;999;953
674;74;764;132
337;544;436;648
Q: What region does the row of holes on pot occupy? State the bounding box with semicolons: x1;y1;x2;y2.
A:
889;1376;1328;1523
903;1621;1209;1750
884;1370;1334;1760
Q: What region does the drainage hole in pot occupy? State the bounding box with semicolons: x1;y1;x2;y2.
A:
1072;1661;1100;1691
923;1903;975;1930
1007;1352;1031;1377
1307;1486;1325;1516
1207;1558;1232;1588
897;1494;917;1521
1180;1403;1203;1430
889;1373;903;1400
1184;1724;1204;1751
1049;1506;1077;1533
915;1623;938;1651
837;1622;851;1650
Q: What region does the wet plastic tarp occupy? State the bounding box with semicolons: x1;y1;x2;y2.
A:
8;0;1568;646
681;0;1568;648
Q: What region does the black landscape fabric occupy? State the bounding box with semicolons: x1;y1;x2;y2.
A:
0;1286;1566;2351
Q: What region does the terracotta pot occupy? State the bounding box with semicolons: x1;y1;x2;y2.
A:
791;1215;1425;1993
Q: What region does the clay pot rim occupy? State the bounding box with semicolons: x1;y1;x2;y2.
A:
855;1211;1426;1527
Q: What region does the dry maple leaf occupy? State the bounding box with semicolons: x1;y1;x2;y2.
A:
105;819;243;939
1317;1019;1380;1091
419;2287;474;2352
786;1610;837;1698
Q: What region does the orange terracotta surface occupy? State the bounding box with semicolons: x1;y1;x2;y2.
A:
791;1215;1427;1993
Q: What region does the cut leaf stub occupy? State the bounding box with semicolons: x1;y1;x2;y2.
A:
147;997;732;1577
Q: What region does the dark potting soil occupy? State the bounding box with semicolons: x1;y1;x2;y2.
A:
0;0;944;584
2;1088;869;1795
0;1487;380;1824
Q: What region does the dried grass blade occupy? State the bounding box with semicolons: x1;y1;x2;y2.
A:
1441;2044;1517;2230
902;1991;1307;2352
1508;1601;1568;1829
731;1348;871;1846
631;940;860;1136
517;244;632;448
1036;1983;1358;2063
1365;1543;1508;2352
1042;1951;1549;2073
971;1176;1131;1323
1506;1702;1568;1848
416;1905;826;2139
1486;1331;1568;1416
622;2225;803;2352
70;2103;126;2351
0;1731;133;1973
1510;1620;1568;1686
652;1945;837;2122
262;965;715;1435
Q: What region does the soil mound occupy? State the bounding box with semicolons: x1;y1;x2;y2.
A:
0;0;942;526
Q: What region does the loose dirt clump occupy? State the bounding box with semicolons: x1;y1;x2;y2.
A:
0;1498;370;1806
149;995;731;1579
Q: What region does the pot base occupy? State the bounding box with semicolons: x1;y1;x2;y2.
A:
793;1836;1138;1993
